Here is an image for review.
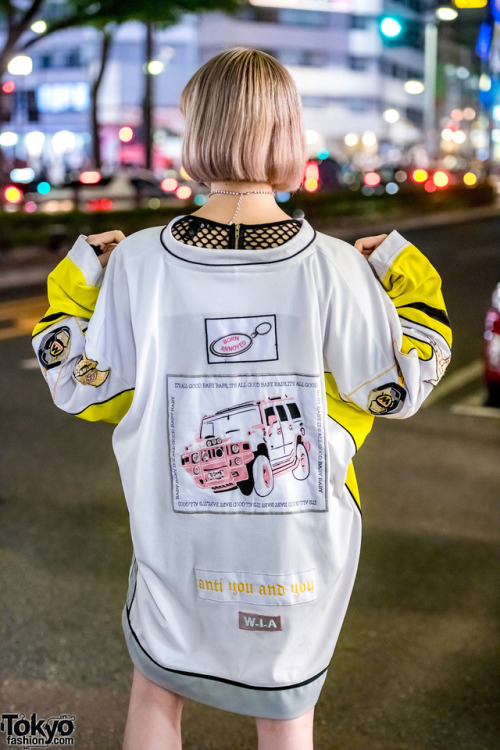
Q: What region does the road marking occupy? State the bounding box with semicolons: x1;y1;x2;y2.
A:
0;296;47;341
423;359;483;407
19;357;41;370
451;403;500;419
448;385;500;419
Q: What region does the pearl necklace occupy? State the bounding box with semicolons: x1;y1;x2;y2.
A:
207;189;275;225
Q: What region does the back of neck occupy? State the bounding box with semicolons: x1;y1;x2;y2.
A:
191;180;293;225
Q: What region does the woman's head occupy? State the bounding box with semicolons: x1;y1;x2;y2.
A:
180;48;306;192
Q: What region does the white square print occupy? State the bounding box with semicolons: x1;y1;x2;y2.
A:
205;315;278;364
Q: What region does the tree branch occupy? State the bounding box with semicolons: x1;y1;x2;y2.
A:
18;0;45;32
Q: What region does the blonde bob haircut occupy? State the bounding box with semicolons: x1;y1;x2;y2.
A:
180;47;306;192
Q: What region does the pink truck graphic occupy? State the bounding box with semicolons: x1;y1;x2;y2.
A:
180;396;311;497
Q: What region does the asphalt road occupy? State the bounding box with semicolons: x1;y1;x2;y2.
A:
1;214;499;749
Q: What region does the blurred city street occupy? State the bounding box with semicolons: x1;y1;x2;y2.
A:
1;210;499;749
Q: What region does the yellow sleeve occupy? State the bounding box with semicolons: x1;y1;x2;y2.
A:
377;242;452;363
32;237;134;425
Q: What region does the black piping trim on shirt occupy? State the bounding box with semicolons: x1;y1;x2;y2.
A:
396;302;451;329
125;605;328;691
40;311;68;323
399;332;435;361
160;224;317;267
70;388;135;416
397;315;451;341
32;314;91;339
174;215;302;230
32;313;69;339
345;482;362;516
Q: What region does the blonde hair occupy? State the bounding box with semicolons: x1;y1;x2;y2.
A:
180;48;306;192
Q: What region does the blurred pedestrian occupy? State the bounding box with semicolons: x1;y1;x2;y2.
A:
33;48;452;750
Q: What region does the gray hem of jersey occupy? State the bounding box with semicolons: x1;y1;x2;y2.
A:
122;608;327;719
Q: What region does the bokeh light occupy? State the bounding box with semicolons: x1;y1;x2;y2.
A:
463;172;478;186
433;171;450;188
364;172;381;187
412;169;428;183
118;126;134;143
161;178;178;192
4;186;22;203
176;185;193;200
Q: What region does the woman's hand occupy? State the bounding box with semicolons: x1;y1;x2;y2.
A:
86;230;126;267
354;234;388;260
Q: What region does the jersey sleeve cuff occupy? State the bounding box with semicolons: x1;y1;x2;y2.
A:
68;235;105;287
368;230;410;280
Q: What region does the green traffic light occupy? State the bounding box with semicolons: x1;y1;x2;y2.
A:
380;17;403;38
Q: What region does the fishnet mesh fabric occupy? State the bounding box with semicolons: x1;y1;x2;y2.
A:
171;215;301;249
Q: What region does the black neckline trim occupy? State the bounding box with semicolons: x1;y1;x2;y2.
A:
177;215;301;229
160;223;316;268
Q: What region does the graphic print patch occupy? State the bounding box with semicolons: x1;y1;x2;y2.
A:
167;374;326;514
205;315;278;364
73;356;110;386
38;326;71;370
367;382;406;415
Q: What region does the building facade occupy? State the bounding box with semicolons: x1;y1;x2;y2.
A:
0;0;483;177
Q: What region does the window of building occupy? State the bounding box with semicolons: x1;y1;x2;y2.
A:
27;90;39;122
407;68;422;82
279;49;327;67
389;0;423;11
302;96;326;107
379;59;399;78
279;9;325;27
237;6;278;23
349;14;372;29
280;49;303;66
406;106;424;126
302;50;328;66
349;56;371;71
349;98;374;113
37;82;90;113
65;49;82;68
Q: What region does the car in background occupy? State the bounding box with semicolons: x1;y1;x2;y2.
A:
25;170;179;212
0;169;201;213
483;282;500;407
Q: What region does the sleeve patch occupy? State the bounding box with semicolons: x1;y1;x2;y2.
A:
73;356;110;387
38;326;71;370
368;383;406;415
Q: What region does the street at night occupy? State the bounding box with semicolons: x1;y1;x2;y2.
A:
1;210;499;749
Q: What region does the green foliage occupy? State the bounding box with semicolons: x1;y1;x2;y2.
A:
0;0;240;39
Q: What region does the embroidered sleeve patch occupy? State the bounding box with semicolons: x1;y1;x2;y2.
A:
367;383;406;415
38;326;71;370
73;356;110;387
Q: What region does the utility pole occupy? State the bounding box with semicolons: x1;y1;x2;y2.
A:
143;22;154;172
423;18;439;162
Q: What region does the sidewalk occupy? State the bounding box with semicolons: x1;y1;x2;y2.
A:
1;202;498;293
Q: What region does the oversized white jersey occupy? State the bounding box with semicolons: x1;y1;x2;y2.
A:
33;218;451;718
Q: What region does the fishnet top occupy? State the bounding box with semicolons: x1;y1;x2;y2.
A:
171;215;301;250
